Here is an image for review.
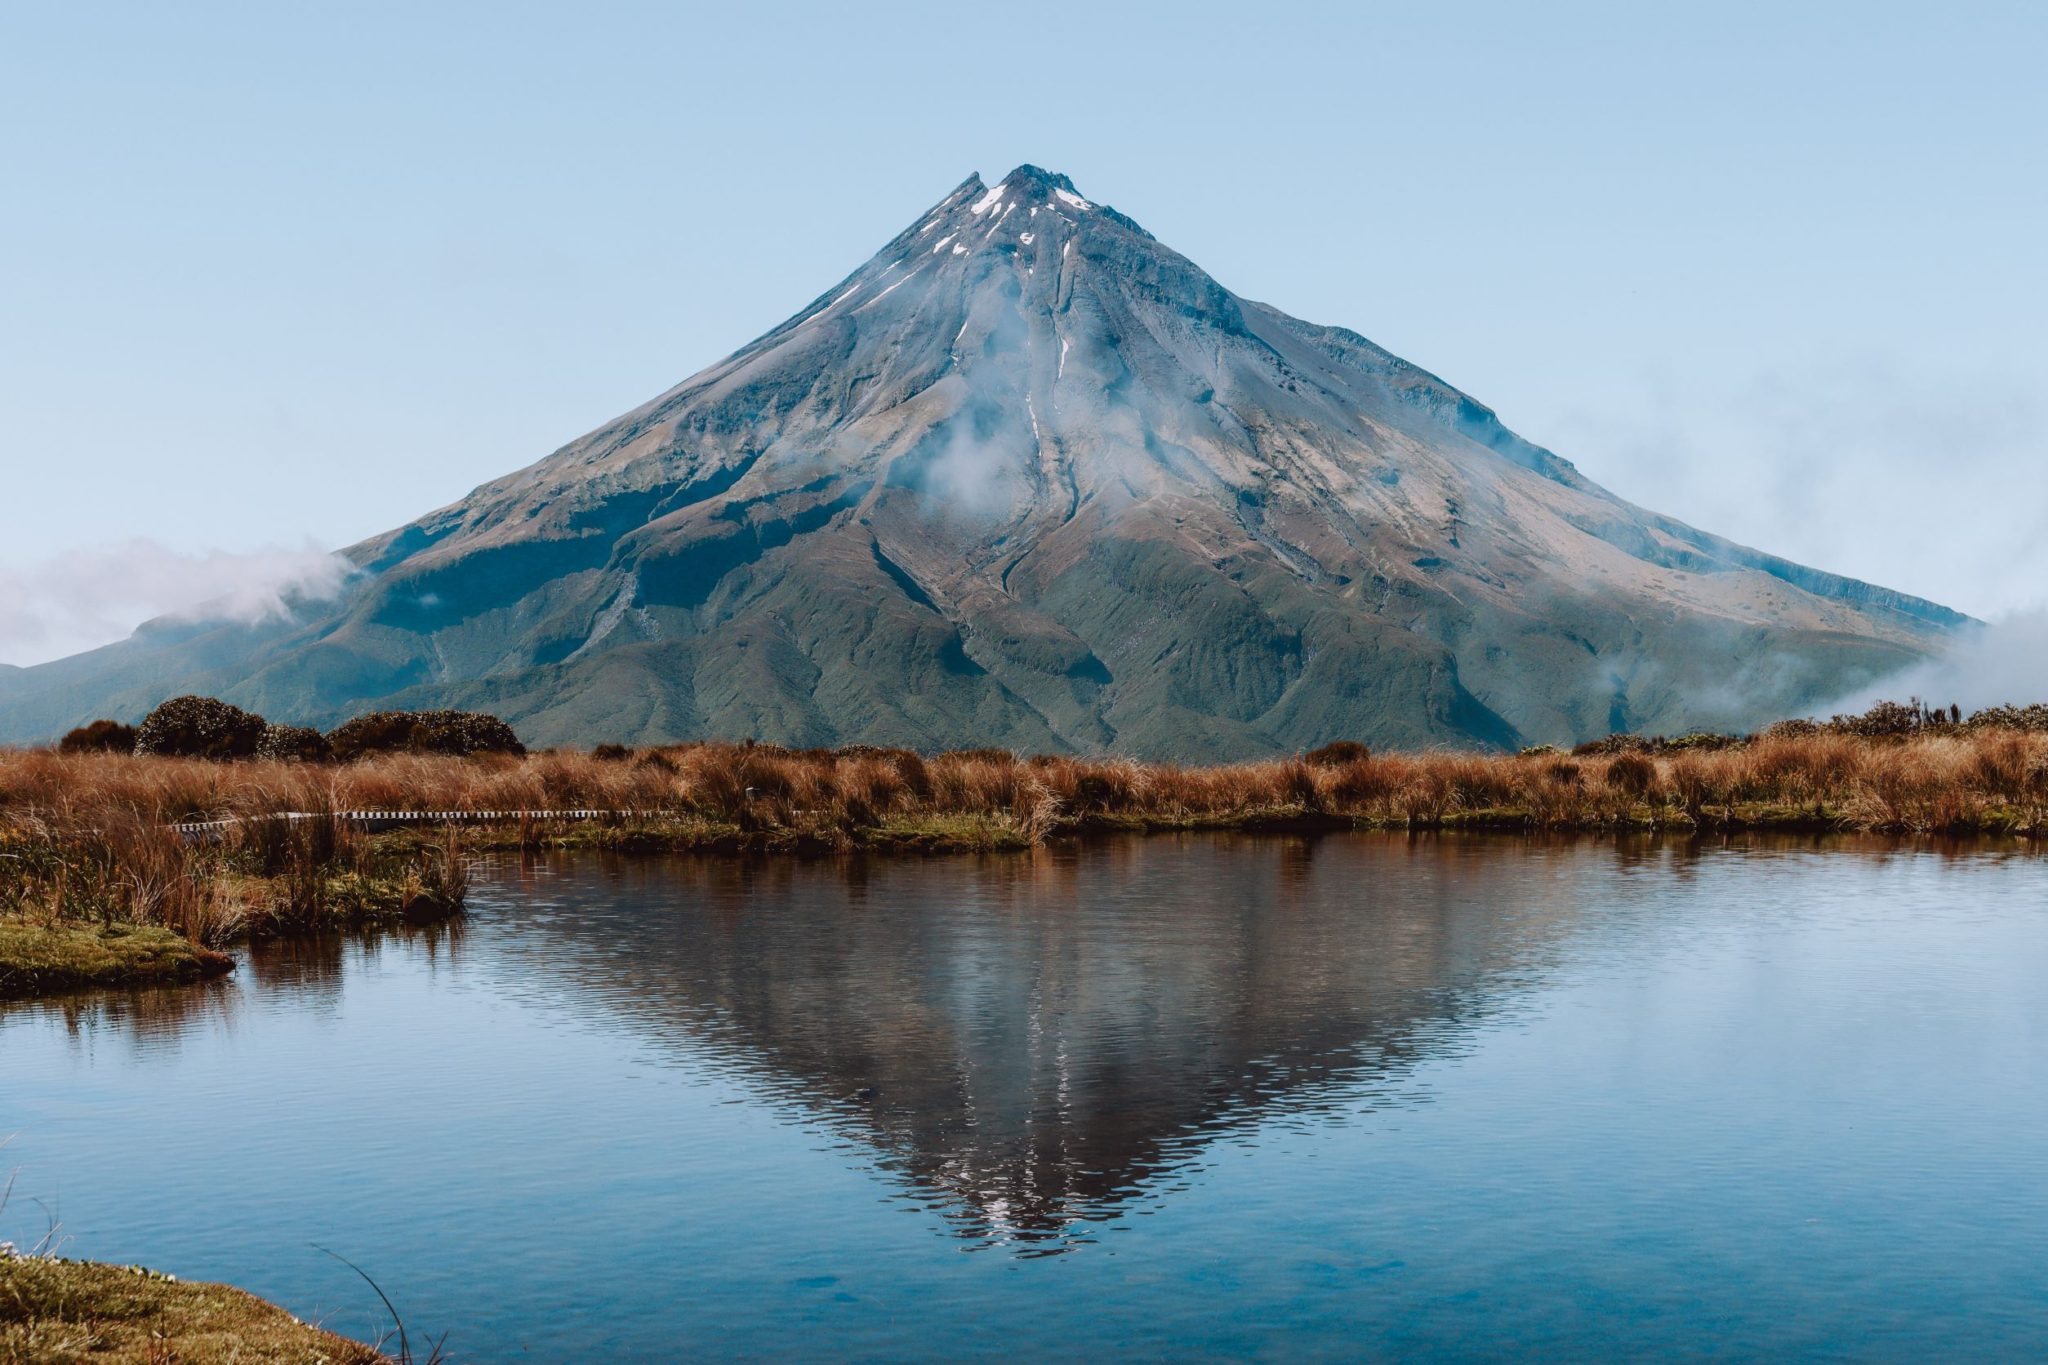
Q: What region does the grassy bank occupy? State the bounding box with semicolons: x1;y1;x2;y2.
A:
0;809;466;952
0;1251;389;1363
4;728;2045;991
10;726;2048;860
0;919;233;999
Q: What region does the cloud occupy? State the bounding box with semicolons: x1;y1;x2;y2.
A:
919;418;1030;517
1548;356;2047;619
1824;609;2048;717
0;540;358;667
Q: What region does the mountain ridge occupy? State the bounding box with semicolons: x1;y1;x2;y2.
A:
0;166;1965;756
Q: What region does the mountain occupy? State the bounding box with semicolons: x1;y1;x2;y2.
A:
0;166;1964;757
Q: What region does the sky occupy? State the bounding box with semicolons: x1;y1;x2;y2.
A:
2;0;2043;666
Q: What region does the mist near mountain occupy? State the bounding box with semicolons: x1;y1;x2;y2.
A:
0;541;356;667
0;167;1966;756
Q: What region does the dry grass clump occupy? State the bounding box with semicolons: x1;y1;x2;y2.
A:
0;750;471;952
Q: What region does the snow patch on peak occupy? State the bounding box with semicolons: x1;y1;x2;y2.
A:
969;184;1006;215
1054;188;1092;211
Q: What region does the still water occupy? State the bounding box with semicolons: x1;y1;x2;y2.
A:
6;834;2048;1359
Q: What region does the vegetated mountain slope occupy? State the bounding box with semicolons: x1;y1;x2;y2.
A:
0;167;1964;757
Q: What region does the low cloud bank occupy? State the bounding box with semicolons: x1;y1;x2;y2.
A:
0;540;357;667
1823;610;2048;718
1551;358;2045;619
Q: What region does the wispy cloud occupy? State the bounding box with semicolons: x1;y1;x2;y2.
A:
0;540;357;668
1550;357;2046;619
1824;609;2048;717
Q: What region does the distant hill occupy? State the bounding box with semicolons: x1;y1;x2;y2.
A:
0;166;1964;756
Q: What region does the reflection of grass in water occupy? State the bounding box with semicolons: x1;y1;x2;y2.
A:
0;917;466;1044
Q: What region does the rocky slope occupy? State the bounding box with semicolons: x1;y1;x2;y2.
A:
0;166;1964;756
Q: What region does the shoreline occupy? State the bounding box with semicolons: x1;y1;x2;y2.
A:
0;919;235;1000
0;1252;390;1363
400;802;2047;860
9;730;2048;998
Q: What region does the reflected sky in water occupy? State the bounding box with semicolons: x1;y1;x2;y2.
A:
6;834;2048;1359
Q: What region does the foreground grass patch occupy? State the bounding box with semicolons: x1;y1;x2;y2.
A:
0;919;232;1000
0;1253;387;1363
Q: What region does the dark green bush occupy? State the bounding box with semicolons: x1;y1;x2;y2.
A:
58;719;138;755
1963;704;2048;733
326;709;525;761
134;696;267;761
256;722;333;763
1573;730;1744;757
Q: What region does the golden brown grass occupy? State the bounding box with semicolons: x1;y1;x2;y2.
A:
0;750;472;956
8;731;2047;858
0;1252;388;1364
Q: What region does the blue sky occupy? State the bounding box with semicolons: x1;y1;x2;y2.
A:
2;0;2043;663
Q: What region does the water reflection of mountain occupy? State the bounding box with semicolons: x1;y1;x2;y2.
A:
475;834;1597;1251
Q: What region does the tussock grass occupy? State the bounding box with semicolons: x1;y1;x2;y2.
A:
10;730;2048;864
0;751;472;966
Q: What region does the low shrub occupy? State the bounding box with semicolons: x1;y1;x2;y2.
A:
134;696;267;761
1305;740;1370;767
256;722;333;763
58;719;137;755
328;709;525;761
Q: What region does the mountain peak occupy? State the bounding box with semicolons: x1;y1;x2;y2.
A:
950;164;1098;221
994;163;1084;199
0;164;1966;755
